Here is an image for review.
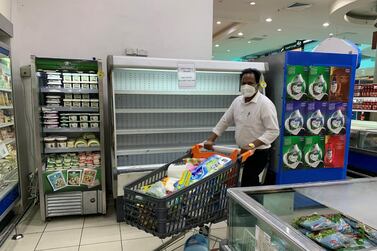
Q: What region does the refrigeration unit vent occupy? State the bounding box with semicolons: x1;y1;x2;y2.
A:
286;2;312;10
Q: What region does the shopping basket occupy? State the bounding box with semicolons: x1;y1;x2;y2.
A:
123;144;252;239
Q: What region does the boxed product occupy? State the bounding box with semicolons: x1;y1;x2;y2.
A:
303;136;325;168
284;101;306;136
306;102;326;135
326;102;347;135
286;65;308;101
329;67;351;102
282;136;304;170
324;135;346;168
307;66;330;101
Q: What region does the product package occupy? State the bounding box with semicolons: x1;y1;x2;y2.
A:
324;135;346;168
326;102;347;135
303;136;325;168
67;170;82;186
295;214;335;231
285;101;306;136
306;102;327;135
282;136;304;170
81;168;97;186
329;67;351;102
308;66;330;101
286;65;309;101
308;229;355;250
47;171;67;191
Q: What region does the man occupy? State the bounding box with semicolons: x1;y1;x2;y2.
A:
204;68;279;186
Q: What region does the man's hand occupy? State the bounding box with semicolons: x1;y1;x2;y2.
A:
203;140;214;150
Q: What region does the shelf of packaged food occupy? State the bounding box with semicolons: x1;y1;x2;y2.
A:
44;146;101;154
41;107;99;112
115;108;228;114
353;97;377;100
0;88;12;93
0;106;13;110
114;90;240;96
116;126;235;135
1;138;15;145
116;144;238;156
0;122;14;129
353;109;377;113
43;128;100;133
40;87;99;94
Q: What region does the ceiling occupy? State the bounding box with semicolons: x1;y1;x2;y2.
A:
212;0;377;60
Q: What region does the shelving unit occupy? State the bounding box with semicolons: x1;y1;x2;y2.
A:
353;110;377;113
108;55;267;221
32;57;106;220
0;122;13;129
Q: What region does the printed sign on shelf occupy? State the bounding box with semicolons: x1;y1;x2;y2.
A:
177;63;196;88
0;143;9;159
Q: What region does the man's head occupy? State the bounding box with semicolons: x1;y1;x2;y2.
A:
240;68;261;98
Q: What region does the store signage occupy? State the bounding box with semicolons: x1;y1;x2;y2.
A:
0;144;9;159
177;63;196;88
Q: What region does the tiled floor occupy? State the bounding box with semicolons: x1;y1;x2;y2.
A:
1;206;226;251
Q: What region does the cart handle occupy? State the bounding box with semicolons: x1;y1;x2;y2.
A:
191;144;253;163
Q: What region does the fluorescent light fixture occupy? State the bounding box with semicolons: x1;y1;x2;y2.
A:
266;18;272;22
215;44;220;47
250;2;256;5
238;32;244;36
277;28;282;32
323;22;330;27
216;21;221;25
329;33;334;36
247;41;251;44
226;49;231;52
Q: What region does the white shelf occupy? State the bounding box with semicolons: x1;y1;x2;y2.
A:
41;106;99;112
117;163;164;173
0;122;14;129
353;109;377;113
40;87;98;94
353;97;377;100
114;90;240;96
116;126;235;135
117;144;238;156
115;108;227;114
44;146;100;154
0;88;12;93
0;106;13;110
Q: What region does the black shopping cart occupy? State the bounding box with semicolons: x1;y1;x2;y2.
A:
123;144;252;250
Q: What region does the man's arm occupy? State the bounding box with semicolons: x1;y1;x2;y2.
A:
257;101;280;146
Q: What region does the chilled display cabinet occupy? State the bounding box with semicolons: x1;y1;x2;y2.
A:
31;57;106;220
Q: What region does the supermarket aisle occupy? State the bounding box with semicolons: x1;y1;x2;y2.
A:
1;206;226;251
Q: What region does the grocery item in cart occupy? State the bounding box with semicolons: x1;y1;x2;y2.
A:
295;214;335;231
308;229;355;250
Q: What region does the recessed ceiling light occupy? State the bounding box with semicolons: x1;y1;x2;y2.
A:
247;41;251;44
250;2;256;5
323;22;330;27
329;33;334;36
266;18;272;22
216;21;221;25
277;28;282;32
226;49;230;52
238;32;244;36
215;44;220;47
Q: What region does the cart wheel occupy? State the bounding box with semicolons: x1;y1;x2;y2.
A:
199;225;210;236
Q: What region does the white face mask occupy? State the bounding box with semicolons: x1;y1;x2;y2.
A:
241;84;257;98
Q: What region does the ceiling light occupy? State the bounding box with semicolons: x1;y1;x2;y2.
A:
215;44;220;47
266;18;272;22
329;33;334;36
323;22;330;27
250;2;256;5
277;28;282;32
226;49;230;52
238;32;244;36
247;41;251;44
216;21;221;25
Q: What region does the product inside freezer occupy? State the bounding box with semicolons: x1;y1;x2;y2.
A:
139;155;232;198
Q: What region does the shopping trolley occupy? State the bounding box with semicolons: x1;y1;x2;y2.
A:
123;144;253;250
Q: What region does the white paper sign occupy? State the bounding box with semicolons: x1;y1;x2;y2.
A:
0;144;9;159
178;63;196;88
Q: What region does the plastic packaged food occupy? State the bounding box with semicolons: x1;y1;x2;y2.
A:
90;99;99;108
72;83;81;89
81;83;90;89
90;83;98;90
80;122;89;128
90;122;99;128
80;74;90;83
63;99;72;107
69;115;78;122
63;73;72;83
44;137;56;149
56;136;68;148
145;181;166;198
308;229;355;250
82;94;90;100
82;100;90;108
79;114;89;121
72;99;81;107
296;214;335;231
74;139;88;147
89;114;99;122
71;74;81;83
65;94;73;99
69;122;79;128
73;94;81;99
64;83;72;89
88;139;100;147
67;139;75;148
326;214;352;234
89;74;98;83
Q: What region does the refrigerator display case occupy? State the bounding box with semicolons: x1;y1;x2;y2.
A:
258;51;358;184
223;178;377;251
31;57;106;220
107;56;268;220
348;120;377;175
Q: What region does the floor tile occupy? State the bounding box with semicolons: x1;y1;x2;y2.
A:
37;246;79;251
80;224;121;245
44;217;84;232
122;237;163;251
36;229;82;250
79;241;122;251
84;207;117;228
120;224;155;240
211;227;227;239
211;220;227;229
2;233;41;251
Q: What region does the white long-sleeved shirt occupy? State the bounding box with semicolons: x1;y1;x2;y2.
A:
213;92;280;149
